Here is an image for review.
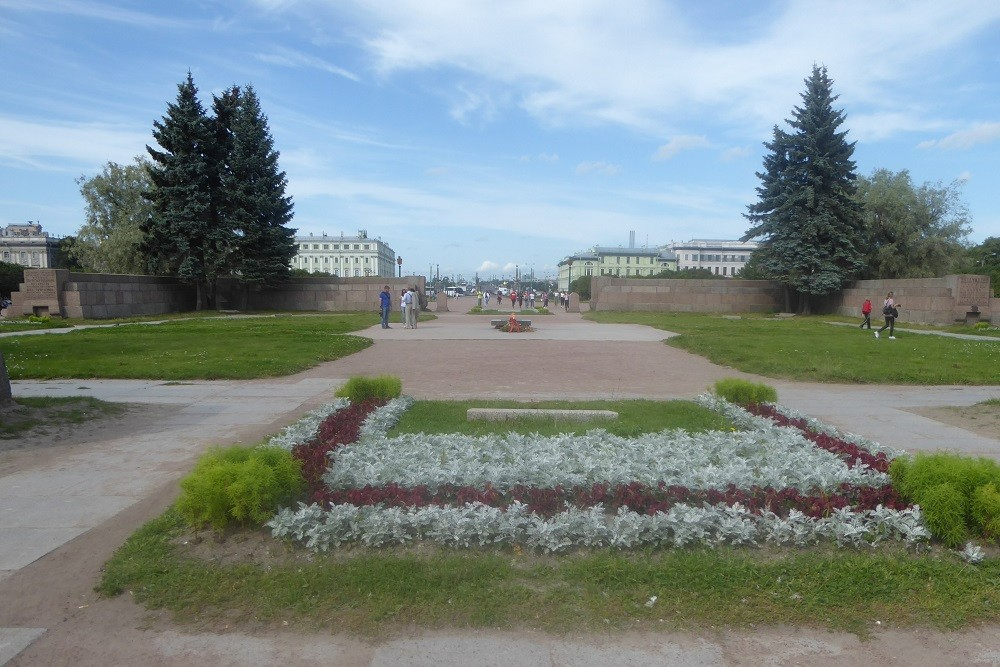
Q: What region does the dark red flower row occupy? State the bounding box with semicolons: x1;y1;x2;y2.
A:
745;403;892;473
289;398;905;519
312;480;905;519
292;398;386;493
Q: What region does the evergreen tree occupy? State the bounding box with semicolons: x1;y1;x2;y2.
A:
219;85;296;303
743;65;864;313
144;72;231;309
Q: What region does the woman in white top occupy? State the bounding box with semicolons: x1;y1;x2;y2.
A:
874;291;898;339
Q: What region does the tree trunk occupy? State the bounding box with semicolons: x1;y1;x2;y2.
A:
0;351;16;408
798;293;812;315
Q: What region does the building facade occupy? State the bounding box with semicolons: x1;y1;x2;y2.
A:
671;239;758;277
1;222;61;269
291;230;396;277
557;246;678;289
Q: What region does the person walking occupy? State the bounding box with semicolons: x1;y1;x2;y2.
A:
875;291;898;339
379;285;392;329
509;290;517;309
401;289;411;329
860;298;872;329
484;291;490;308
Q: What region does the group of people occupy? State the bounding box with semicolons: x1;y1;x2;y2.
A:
379;285;423;329
860;291;900;339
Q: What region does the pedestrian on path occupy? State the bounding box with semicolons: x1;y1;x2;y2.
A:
379;285;392;328
860;298;872;329
401;289;410;329
407;286;420;328
875;291;898;339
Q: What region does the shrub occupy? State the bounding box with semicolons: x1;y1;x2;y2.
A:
971;483;1000;539
335;375;402;402
175;445;303;530
713;378;777;406
890;452;1000;545
920;483;967;548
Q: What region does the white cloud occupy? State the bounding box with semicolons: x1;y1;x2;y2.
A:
720;146;750;163
477;260;500;272
918;122;1000;150
653;135;710;161
254;47;360;81
575;161;620;176
0;116;149;170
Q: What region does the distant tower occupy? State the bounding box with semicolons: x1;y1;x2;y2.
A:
629;230;635;248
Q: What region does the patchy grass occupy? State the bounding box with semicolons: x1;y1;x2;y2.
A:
0;314;376;380
586;312;1000;385
98;509;1000;637
0;396;125;439
389;399;733;438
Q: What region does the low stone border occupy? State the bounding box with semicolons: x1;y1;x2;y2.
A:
467;408;618;422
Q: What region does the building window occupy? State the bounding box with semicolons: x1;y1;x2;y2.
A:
364;244;370;250
354;269;360;277
353;244;360;250
323;257;329;263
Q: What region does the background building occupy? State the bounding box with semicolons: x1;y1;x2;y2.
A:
671;239;758;276
557;235;759;289
291;230;396;277
1;222;60;269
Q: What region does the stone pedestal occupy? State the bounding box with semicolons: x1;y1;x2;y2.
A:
567;292;581;313
436;294;449;312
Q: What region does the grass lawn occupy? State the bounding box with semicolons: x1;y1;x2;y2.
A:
389;399;732;437
0;314;378;380
0;396;125;438
587;312;1000;385
97;398;1000;637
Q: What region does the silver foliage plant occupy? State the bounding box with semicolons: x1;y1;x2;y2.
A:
265;393;930;553
267;501;929;554
265;399;349;450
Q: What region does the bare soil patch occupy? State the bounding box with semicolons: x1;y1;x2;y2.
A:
0;400;178;477
908;402;1000;441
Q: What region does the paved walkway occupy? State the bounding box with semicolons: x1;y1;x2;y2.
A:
2;304;999;666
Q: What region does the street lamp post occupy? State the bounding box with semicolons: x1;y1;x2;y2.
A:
397;256;402;278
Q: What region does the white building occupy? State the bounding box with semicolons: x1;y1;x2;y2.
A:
1;222;60;268
670;239;758;277
292;230;397;277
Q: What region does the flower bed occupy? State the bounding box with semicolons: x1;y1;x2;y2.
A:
268;396;929;553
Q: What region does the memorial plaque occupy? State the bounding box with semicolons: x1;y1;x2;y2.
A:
956;275;991;306
23;270;58;300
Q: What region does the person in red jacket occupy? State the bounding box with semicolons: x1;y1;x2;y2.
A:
860;298;872;329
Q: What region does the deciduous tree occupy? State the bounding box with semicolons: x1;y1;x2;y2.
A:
73;157;153;274
855;169;970;279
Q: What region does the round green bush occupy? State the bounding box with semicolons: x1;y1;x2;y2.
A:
175;445;303;530
713;378;777;406
920;482;967;548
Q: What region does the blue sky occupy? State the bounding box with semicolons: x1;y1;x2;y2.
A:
2;1;999;282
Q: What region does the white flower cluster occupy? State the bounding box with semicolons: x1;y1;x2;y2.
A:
265;399;350;450
322;426;887;494
267;501;929;554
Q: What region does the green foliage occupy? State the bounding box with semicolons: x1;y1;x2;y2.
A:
971;484;1000;539
890;452;1000;545
220;85;296;291
569;275;591;299
0;261;24;298
335;375;403;402
920;483;967;548
855;169;970;280
743;65;865;313
175;445;303;530
713;378;777;406
73;157;154;274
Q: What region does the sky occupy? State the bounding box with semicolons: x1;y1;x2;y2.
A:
2;1;999;283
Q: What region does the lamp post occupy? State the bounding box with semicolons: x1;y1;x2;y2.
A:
567;260;573;291
397;256;402;278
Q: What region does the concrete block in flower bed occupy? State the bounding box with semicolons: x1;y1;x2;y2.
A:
467;408;618;422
